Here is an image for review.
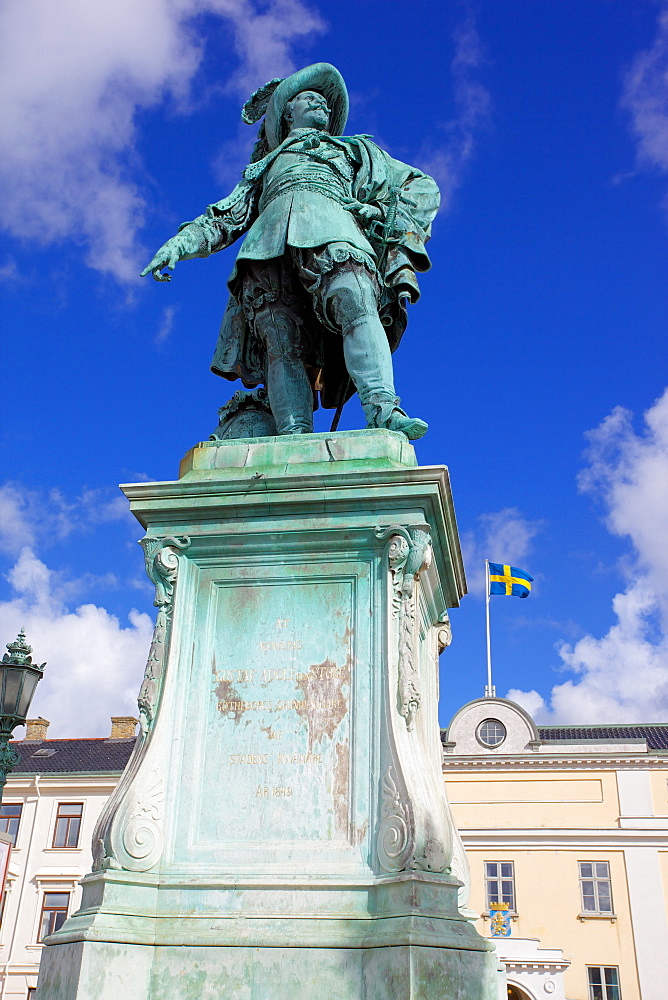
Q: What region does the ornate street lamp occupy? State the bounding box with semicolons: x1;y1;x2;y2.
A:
0;630;45;802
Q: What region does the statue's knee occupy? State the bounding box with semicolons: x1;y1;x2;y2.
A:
254;306;304;361
323;271;378;330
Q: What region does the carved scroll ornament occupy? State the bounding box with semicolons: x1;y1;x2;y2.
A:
117;770;165;872
137;535;190;734
377;766;414;871
436;614;452;655
92;535;189;873
375;525;432;731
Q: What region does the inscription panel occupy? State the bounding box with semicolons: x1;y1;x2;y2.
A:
195;578;353;845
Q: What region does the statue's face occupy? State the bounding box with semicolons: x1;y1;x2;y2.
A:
286;90;330;131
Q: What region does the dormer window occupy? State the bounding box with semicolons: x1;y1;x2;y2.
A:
477;719;506;747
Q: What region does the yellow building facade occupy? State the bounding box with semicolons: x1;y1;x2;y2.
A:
443;697;668;1000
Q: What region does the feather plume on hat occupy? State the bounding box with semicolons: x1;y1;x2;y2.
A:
241;78;283;125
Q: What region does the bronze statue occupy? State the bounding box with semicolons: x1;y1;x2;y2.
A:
142;63;439;440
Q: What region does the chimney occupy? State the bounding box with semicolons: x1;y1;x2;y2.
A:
110;716;138;739
24;717;50;741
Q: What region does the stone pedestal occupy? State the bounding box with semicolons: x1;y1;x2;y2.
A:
36;430;497;999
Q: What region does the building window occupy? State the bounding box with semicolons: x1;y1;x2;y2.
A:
52;803;83;848
477;719;506;747
587;966;620;1000
485;861;515;911
579;862;613;914
0;803;22;846
38;892;69;941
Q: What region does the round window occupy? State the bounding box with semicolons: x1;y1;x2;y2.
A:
477;718;506;747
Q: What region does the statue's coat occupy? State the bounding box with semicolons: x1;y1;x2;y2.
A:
177;137;439;409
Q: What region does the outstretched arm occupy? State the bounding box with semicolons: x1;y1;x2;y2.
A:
140;224;211;282
140;178;259;282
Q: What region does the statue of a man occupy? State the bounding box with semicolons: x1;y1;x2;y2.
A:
141;63;439;440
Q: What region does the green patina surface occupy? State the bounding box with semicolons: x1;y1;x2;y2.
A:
36;431;497;998
141;63;438;441
39;940;498;1000
179;427;418;480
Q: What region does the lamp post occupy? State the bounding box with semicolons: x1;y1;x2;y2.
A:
0;630;45;803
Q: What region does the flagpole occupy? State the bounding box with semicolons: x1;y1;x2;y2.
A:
485;560;494;697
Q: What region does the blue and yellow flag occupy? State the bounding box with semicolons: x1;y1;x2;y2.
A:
488;563;533;598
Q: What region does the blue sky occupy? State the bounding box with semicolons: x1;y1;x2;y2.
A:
1;0;667;736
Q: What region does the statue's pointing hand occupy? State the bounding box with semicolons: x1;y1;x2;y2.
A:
140;238;182;282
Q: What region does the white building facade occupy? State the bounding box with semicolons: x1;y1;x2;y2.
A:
0;718;135;999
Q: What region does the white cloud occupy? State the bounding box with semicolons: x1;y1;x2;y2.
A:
416;11;492;209
505;687;545;721
0;0;324;282
0;485;37;556
509;388;668;724
155;304;177;346
0;548;154;738
0;257;20;283
578;397;668;617
0;483;132;558
216;0;325;99
620;4;668;209
79;489;134;526
462;507;543;597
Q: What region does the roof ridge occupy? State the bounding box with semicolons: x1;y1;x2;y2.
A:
539;723;668;730
9;736;134;744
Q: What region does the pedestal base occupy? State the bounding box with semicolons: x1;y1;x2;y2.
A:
36;430;497;999
39;943;497;1000
39;870;496;998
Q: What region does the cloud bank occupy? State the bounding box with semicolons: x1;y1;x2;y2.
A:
0;548;154;739
0;482;154;737
509;388;668;723
621;3;668;211
0;0;324;282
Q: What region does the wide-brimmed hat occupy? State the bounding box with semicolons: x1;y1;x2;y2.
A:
242;63;349;151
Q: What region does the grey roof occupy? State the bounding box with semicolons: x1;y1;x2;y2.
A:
538;725;668;751
439;723;668;751
8;738;136;775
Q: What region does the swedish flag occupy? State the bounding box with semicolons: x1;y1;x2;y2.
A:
488;563;533;598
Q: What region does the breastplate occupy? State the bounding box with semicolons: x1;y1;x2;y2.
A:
259;142;354;212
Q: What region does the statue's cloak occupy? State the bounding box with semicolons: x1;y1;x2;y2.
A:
180;137;439;409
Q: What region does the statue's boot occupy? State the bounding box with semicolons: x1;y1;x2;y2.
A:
358;390;428;441
324;269;428;441
254;304;313;434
